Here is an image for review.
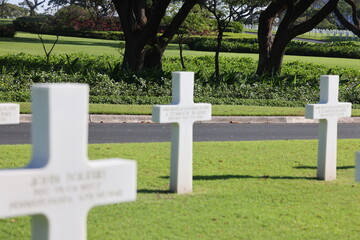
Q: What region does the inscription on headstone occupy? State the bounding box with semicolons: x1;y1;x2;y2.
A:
0;103;19;124
0;84;137;240
305;75;351;181
152;72;212;194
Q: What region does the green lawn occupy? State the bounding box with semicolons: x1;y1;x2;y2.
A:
15;102;360;116
0;140;360;239
2;32;360;70
0;19;13;25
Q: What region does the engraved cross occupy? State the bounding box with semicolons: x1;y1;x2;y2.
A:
306;75;351;180
0;84;136;240
152;72;211;194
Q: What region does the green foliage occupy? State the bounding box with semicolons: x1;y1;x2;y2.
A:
224;21;244;33
68;31;124;40
163;4;213;35
1;53;360;106
0;24;15;37
54;5;91;30
187;38;360;59
13;14;122;37
13;14;123;40
0;3;28;18
13;15;55;33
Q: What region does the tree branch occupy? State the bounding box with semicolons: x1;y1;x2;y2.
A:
143;0;171;39
160;0;199;47
344;0;359;27
334;7;360;37
258;0;287;57
291;0;340;38
113;0;132;35
133;0;147;28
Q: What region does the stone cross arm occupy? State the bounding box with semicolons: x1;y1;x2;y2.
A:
305;75;351;120
0;103;19;125
152;103;211;124
0;160;136;219
305;103;351;119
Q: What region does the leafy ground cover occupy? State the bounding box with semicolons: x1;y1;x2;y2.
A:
2;53;360;106
0;140;360;239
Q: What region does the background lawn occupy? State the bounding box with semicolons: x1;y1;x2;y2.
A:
2;32;360;70
16;102;360;116
0;140;360;239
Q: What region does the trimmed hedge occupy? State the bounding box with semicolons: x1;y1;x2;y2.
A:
13;16;125;40
0;24;16;38
186;38;360;59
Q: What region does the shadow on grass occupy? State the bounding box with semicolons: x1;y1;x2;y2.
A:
160;175;317;180
294;165;354;170
137;189;171;194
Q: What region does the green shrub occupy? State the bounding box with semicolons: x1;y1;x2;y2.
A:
0;24;16;37
186;38;360;59
68;31;124;40
13;15;124;39
225;22;244;33
13;15;55;33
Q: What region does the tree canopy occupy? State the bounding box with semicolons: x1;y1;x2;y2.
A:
0;3;28;18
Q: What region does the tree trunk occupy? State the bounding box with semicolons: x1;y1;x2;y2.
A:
178;34;186;69
121;36;145;71
256;0;286;75
113;0;198;72
143;44;165;70
264;35;290;74
215;30;224;80
256;0;340;76
122;35;165;71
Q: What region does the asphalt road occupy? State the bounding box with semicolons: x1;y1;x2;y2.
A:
0;123;359;145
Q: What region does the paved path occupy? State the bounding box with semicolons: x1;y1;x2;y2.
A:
1;122;359;145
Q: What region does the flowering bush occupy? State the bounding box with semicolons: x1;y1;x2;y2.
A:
54;5;120;31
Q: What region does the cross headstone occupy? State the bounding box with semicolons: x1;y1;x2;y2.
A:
0;103;19;124
0;84;137;240
152;72;212;194
305;75;351;181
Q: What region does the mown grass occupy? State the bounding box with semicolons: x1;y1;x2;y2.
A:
15;102;360;117
0;19;13;25
0;140;360;239
2;32;360;69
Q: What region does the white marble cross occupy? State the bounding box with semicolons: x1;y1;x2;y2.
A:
0;103;19;124
305;75;351;181
0;84;137;240
152;72;211;194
